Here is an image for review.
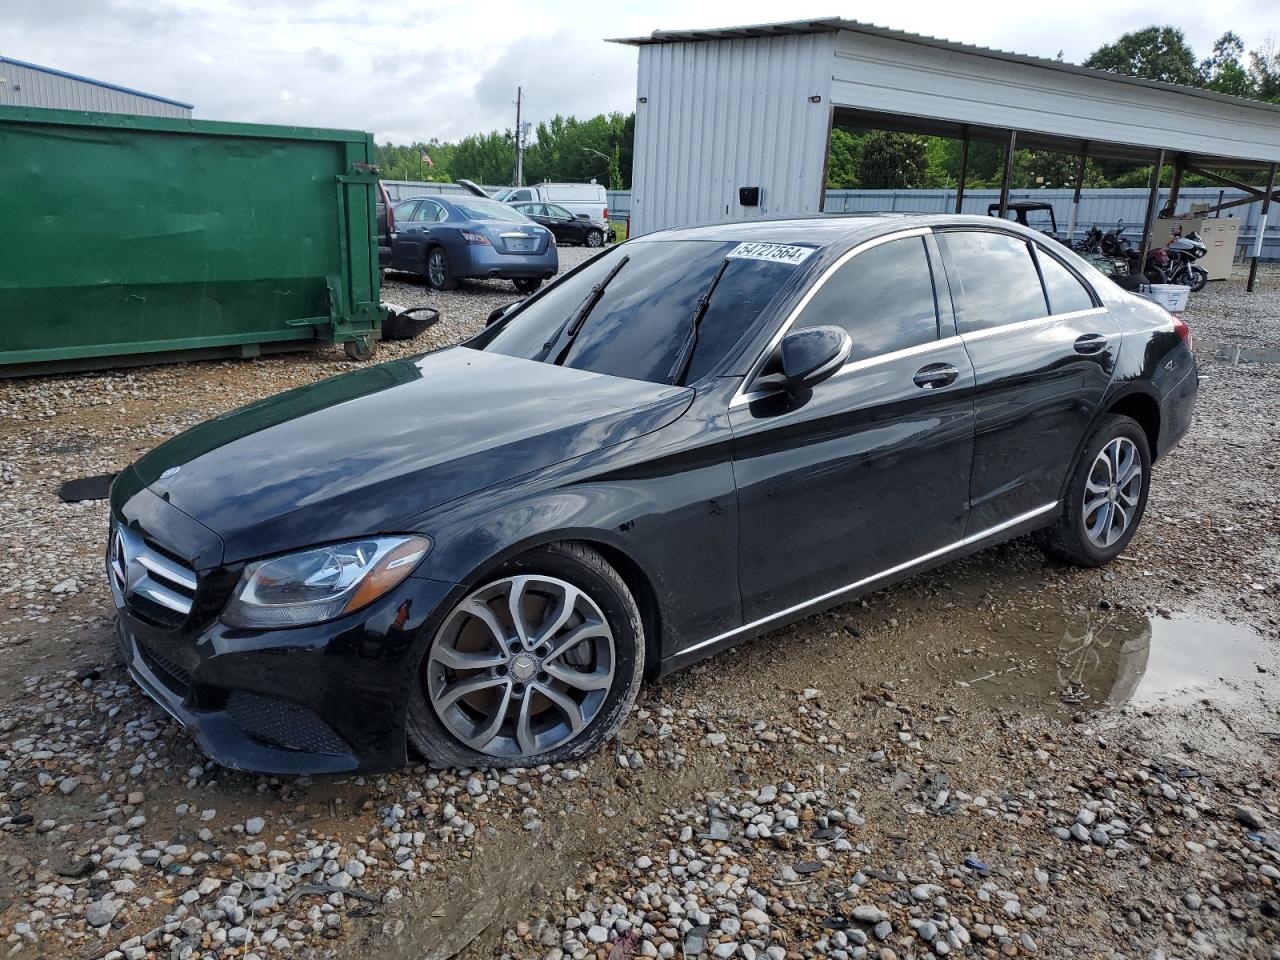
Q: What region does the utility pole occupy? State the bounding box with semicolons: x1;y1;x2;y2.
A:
513;86;523;188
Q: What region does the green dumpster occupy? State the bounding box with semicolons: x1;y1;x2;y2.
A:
0;106;385;375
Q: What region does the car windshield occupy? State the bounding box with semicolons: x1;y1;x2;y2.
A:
452;199;527;222
474;240;806;385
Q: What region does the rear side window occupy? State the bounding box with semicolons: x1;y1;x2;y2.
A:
415;201;445;222
1036;250;1096;314
943;231;1049;332
793;236;939;362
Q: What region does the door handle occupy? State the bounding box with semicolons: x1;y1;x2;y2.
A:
1074;333;1107;354
912;363;959;389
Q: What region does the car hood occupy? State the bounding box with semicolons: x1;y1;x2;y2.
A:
133;348;692;565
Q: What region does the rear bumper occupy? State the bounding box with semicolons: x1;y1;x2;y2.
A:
457;244;558;280
1156;350;1199;459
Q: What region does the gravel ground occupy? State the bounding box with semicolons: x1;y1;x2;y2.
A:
0;258;1277;960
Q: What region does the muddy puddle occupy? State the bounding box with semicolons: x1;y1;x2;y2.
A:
940;607;1274;712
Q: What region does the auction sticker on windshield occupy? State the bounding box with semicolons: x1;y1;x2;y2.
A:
726;242;816;264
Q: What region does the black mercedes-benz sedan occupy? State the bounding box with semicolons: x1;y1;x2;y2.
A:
107;214;1198;774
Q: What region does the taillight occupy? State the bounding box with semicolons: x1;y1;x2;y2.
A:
1173;316;1192;352
460;230;491;246
603;207;609;220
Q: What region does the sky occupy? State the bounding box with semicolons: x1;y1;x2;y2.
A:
4;0;1276;144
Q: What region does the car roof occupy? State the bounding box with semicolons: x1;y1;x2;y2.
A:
634;213;1043;251
405;195;500;206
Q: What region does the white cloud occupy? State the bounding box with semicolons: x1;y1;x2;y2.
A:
2;0;1272;143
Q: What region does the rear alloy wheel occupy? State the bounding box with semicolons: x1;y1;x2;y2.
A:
407;543;644;767
513;277;542;294
426;247;458;290
1042;414;1151;567
585;229;605;248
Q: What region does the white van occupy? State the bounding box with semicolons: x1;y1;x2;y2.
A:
490;182;609;223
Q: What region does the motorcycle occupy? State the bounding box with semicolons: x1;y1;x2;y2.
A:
1097;221;1170;283
1165;224;1209;292
1073;226;1104;255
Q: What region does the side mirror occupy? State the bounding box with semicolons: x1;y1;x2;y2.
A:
779;325;851;392
485;301;520;327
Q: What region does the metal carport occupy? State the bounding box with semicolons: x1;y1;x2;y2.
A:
613;19;1280;289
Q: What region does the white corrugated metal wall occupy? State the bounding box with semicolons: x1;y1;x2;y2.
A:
0;60;190;118
630;32;835;235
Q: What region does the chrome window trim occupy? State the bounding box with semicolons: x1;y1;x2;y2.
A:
730;223;1112;407
730;227;931;408
678;501;1059;660
958;306;1108;343
732;334;966;407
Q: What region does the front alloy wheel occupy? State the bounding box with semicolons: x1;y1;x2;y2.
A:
407;543;644;767
585;229;605;248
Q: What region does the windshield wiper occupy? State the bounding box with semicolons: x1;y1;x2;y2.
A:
535;254;630;364
666;258;731;386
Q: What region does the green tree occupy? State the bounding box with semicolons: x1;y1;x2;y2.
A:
857;131;929;189
1012;150;1108;189
825;128;861;188
1201;32;1255;97
1084;26;1203;86
1249;38;1280;102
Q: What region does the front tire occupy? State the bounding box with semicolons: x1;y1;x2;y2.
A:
1188;266;1208;292
407;543;644;768
585;229;604;248
1042;414;1151;567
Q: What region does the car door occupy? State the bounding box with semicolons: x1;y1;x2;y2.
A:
730;230;977;622
544;204;585;244
935;229;1120;533
515;203;555;233
389;201;419;270
396;200;446;272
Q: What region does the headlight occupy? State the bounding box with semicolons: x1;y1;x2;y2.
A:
222;536;431;628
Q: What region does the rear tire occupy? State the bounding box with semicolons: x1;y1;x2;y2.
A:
1041;414;1151;567
426;247;458;291
513;277;542;294
407;542;644;768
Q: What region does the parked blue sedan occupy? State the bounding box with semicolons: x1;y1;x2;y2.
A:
389;195;558;293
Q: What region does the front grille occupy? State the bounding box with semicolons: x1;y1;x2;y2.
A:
109;525;198;628
138;642;192;696
225;692;349;756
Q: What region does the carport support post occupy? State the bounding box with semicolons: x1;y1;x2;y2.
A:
954;127;970;214
1248;161;1278;293
1066;142;1089;244
998;130;1016;217
1162;158;1185;217
1136;149;1165;282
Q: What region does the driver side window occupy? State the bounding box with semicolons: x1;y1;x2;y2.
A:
793;236;941;363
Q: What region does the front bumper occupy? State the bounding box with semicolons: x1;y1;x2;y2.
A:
115;574;458;775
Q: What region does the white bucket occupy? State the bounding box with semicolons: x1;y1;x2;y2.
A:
1137;283;1191;314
